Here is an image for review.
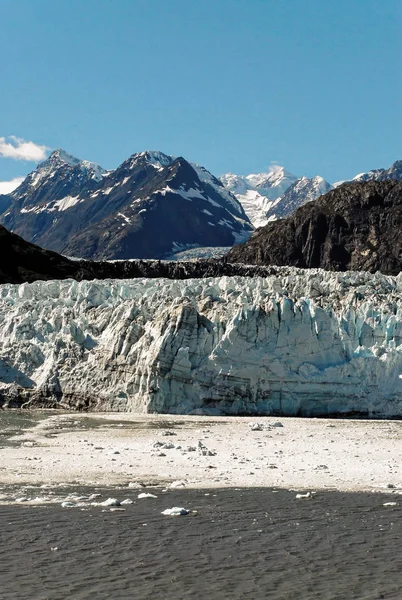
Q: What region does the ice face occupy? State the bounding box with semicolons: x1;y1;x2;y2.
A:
0;267;401;416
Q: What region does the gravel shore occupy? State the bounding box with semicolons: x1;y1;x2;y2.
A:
1;412;401;493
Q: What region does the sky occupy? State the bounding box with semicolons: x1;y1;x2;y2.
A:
0;0;400;191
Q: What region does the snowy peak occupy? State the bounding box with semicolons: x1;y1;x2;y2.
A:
126;150;175;171
220;173;251;196
221;165;303;227
1;149;107;236
45;149;81;168
246;165;298;197
352;160;402;183
266;176;333;221
0;148;253;260
37;149;107;182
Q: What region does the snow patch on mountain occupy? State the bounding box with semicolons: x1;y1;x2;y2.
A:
192;164;244;216
1;269;401;416
52;195;82;212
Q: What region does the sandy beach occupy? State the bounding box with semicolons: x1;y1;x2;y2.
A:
1;412;401;493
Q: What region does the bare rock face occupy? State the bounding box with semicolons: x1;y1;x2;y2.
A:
226;180;402;275
0;223;308;285
0;270;401;417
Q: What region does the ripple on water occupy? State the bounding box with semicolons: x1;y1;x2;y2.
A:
0;486;401;600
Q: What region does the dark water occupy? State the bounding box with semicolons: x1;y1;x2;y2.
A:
0;411;51;448
0;487;401;600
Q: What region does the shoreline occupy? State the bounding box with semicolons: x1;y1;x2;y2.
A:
1;412;401;494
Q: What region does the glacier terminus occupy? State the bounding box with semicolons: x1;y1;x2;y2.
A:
0;267;401;417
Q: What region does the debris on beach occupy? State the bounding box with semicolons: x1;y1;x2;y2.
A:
161;507;189;516
383;502;398;507
169;480;186;489
197;441;217;456
153;441;176;450
248;422;263;431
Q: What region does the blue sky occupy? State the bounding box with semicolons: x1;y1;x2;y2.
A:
0;0;400;189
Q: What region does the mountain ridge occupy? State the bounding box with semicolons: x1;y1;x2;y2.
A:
0;149;252;260
220;159;402;228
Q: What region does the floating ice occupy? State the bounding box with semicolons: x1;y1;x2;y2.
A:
295;492;314;499
161;507;189;516
138;493;158;499
99;498;121;507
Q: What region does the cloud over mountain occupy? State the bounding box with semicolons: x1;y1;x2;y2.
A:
0;176;24;194
0;136;49;162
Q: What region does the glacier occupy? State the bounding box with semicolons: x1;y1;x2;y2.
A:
0;267;401;417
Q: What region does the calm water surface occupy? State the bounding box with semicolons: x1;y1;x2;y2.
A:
0;486;401;600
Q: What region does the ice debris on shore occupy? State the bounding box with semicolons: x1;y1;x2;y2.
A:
0;267;402;416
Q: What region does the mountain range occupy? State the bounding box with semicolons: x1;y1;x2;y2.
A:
0;150;252;260
0;150;401;261
220;160;402;228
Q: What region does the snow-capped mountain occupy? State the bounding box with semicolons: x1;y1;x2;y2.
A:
219;173;283;228
352;160;402;183
246;165;298;198
221;160;402;228
221;167;332;227
0;149;252;260
267;176;333;221
0;149;108;224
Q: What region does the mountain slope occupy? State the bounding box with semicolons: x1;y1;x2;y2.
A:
268;176;333;221
0;149;108;245
226;180;402;275
0;150;252;260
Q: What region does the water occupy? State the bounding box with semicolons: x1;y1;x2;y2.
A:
0;486;401;599
0;410;52;448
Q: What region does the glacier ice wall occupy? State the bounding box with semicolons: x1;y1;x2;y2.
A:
0;268;401;416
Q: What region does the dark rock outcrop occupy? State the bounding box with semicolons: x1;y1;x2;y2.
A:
0;223;283;285
226;180;402;275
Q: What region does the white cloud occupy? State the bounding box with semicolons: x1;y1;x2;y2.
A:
268;161;283;174
0;176;25;194
0;136;49;162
